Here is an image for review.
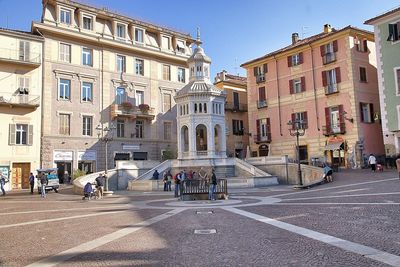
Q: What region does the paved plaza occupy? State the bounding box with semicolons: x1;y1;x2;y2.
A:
0;169;399;266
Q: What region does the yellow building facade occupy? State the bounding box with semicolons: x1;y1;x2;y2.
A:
0;28;43;190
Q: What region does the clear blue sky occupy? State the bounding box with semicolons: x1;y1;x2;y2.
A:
1;0;399;78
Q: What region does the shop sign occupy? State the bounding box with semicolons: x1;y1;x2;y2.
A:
123;144;140;150
53;150;73;161
78;150;96;161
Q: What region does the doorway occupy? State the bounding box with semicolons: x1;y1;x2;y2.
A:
12;163;31;189
56;162;72;183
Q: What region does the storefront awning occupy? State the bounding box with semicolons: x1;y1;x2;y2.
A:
325;142;343;151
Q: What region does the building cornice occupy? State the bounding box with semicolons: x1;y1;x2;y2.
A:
32;22;190;65
0;28;44;42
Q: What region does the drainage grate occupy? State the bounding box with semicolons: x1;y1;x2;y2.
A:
195;211;214;214
194;229;217;234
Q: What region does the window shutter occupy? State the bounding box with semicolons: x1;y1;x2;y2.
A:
9;124;16;145
263;63;268;73
303;112;308;129
253;67;258;76
320;45;325;57
232;120;236;135
338;105;345;124
388;24;395;41
266;118;271;140
322;71;327;87
299;52;303;64
26;42;30;59
291;114;296;130
325;107;331;130
258;87;266;100
28;125;33;145
333;40;338;52
335;67;341;83
289;79;294;94
19;41;24;59
301;77;306;92
256;119;260;136
370;103;374;122
360;103;364;122
363;40;368;52
287;56;292;67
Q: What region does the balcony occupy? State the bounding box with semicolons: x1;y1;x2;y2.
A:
0;48;41;68
111;104;155;120
225;102;248;112
256;75;265;83
325;83;339;95
0;94;40;108
323;52;336;65
322;123;346;136
253;134;271;144
257;99;268;109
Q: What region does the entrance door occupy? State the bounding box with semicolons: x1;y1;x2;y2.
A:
12;163;30;189
56;162;72;183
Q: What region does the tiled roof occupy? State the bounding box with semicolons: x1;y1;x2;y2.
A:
241;25;373;67
365;6;400;24
223;73;247;86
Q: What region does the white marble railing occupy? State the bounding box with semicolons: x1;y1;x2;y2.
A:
135;160;172;180
234;158;269;176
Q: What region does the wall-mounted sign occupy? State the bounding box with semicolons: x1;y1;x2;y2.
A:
123;145;140;150
77;150;96;161
0;166;9;178
53;150;73;161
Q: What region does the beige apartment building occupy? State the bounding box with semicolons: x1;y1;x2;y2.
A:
32;0;195;179
214;70;249;158
0;28;43;190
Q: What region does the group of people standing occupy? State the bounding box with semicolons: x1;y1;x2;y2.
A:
153;168;218;200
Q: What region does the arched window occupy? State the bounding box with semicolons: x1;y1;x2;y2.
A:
194;103;197;113
180;105;182;116
199;103;203;113
204;103;207;113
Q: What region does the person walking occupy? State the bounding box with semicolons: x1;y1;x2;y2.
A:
162;171;168;191
208;169;217;201
166;170;172;191
29;172;35;194
174;172;181;198
396;154;400;179
368;153;377;172
40;173;48;198
95;173;104;199
0;171;7;196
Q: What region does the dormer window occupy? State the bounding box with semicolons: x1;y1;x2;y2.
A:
176;40;185;53
116;23;126;39
82;15;93;30
162;36;171;50
135;28;144;44
60;8;71;25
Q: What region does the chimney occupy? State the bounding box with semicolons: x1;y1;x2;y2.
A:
324;24;332;33
292;33;299;44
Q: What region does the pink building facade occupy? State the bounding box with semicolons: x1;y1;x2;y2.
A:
242;25;384;168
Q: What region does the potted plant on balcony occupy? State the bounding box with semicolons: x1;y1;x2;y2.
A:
121;101;133;111
138;103;150;114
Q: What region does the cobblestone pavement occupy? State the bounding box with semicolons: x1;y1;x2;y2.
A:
0;169;399;266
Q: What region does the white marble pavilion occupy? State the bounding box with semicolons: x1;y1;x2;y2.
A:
175;31;227;160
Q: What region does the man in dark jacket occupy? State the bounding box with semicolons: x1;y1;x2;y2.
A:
29;172;35;194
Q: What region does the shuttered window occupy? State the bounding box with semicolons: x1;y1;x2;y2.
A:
19;41;30;61
164;121;172;140
9;124;32;145
163;93;171;112
396;68;400;95
59;114;70;135
59;43;71;62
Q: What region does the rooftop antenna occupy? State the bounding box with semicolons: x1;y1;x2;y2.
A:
196;27;201;45
234;57;239;76
301;26;309;39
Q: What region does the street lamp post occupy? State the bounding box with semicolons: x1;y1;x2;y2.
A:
288;119;306;186
96;123;116;192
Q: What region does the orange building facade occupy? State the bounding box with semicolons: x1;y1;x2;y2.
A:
214;71;249;158
242;24;384;168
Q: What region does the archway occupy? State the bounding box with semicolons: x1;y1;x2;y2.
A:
196;124;207;151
